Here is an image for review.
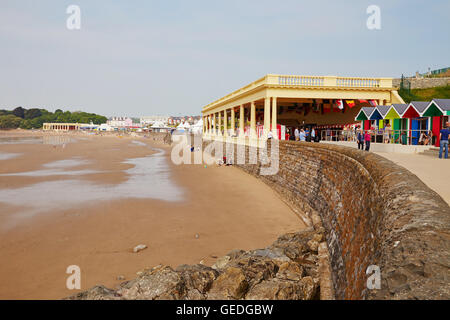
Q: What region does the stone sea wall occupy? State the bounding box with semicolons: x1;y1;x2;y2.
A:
393;77;450;89
211;140;450;299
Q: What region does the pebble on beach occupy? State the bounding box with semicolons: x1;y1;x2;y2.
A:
133;244;147;253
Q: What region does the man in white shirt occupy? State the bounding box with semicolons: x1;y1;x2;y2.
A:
300;129;306;141
294;128;300;141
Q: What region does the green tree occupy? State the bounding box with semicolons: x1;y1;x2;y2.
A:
24;108;42;120
20;119;33;129
0;115;23;129
12;107;25;119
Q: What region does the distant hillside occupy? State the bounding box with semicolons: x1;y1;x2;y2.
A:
399;85;450;103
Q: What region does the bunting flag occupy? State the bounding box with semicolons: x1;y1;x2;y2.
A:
359;99;368;104
346;100;356;108
336;99;344;110
369;100;378;107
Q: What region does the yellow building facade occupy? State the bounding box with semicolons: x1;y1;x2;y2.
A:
201;74;404;144
43;123;81;131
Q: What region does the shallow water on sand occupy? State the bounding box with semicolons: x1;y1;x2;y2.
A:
131;140;147;146
0;149;184;225
0;136;76;145
0;157;98;177
0;152;21;160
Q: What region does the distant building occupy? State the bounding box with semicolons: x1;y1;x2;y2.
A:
167;116;201;125
107;117;133;128
43;123;82;131
140;116;169;126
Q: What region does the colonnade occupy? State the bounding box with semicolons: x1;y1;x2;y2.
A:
202;97;278;141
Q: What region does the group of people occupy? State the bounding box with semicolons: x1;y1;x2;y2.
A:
292;127;319;142
357;130;373;151
356;122;449;158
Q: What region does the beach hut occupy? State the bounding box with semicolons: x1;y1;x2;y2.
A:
423;99;450;117
400;101;430;145
376;105;393;128
389;104;409;143
355;107;375;130
379;105;401;139
423;99;450;146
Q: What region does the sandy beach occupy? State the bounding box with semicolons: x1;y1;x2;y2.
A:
0;131;303;299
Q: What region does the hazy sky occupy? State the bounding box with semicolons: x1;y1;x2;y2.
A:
0;0;449;117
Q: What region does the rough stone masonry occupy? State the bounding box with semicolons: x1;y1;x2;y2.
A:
231;140;450;299
68;228;323;300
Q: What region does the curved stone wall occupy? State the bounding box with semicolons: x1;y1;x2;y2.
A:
227;140;450;299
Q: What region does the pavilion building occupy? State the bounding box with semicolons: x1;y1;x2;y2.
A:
201;74;404;145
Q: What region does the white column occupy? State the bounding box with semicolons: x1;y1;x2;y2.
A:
250;102;256;138
208;115;211;135
239;105;244;138
272;97;278;139
223;109;228;137
231;108;235;137
264;97;271;138
218;112;222;136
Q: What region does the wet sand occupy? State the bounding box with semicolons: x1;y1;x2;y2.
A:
0;131;304;299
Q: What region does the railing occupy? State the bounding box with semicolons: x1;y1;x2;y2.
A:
278;76;324;86
278;76;382;88
319;129;435;146
335;77;380;88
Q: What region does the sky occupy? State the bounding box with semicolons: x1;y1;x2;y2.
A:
0;0;449;117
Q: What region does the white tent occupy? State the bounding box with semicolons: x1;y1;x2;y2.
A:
151;121;165;128
182;122;191;129
192;119;203;134
176;122;190;130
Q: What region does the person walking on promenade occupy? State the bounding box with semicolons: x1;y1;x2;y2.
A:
311;127;316;142
364;130;372;151
357;130;365;150
439;122;449;159
294;127;300;141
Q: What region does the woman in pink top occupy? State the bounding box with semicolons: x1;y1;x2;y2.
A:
364;131;372;151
